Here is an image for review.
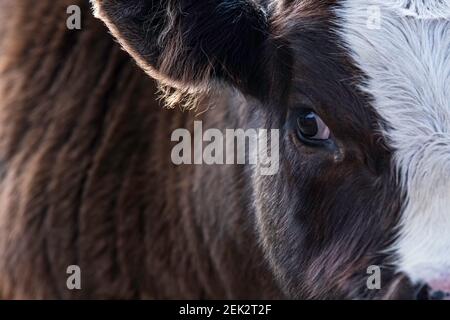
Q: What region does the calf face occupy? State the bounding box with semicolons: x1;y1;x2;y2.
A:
92;0;450;299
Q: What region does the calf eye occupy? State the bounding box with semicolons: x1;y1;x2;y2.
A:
296;111;330;142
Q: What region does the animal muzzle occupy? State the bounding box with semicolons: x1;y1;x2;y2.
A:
381;273;450;300
425;278;450;300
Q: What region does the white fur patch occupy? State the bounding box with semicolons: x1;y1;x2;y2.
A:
336;1;450;286
386;0;450;19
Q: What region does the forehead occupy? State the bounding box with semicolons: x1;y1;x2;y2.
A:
279;0;449;144
337;0;450;138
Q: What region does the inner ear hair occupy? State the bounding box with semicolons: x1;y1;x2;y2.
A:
93;0;272;108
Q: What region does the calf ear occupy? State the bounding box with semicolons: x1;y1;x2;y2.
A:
92;0;271;97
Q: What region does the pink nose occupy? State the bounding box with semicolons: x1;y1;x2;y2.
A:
427;279;450;300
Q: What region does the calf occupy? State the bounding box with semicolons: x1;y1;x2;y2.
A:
92;0;450;299
0;0;448;299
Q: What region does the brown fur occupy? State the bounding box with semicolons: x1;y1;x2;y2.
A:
0;0;281;299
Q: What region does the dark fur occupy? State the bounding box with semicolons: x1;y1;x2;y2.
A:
0;0;413;299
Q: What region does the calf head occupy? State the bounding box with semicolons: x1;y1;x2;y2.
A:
92;0;450;299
